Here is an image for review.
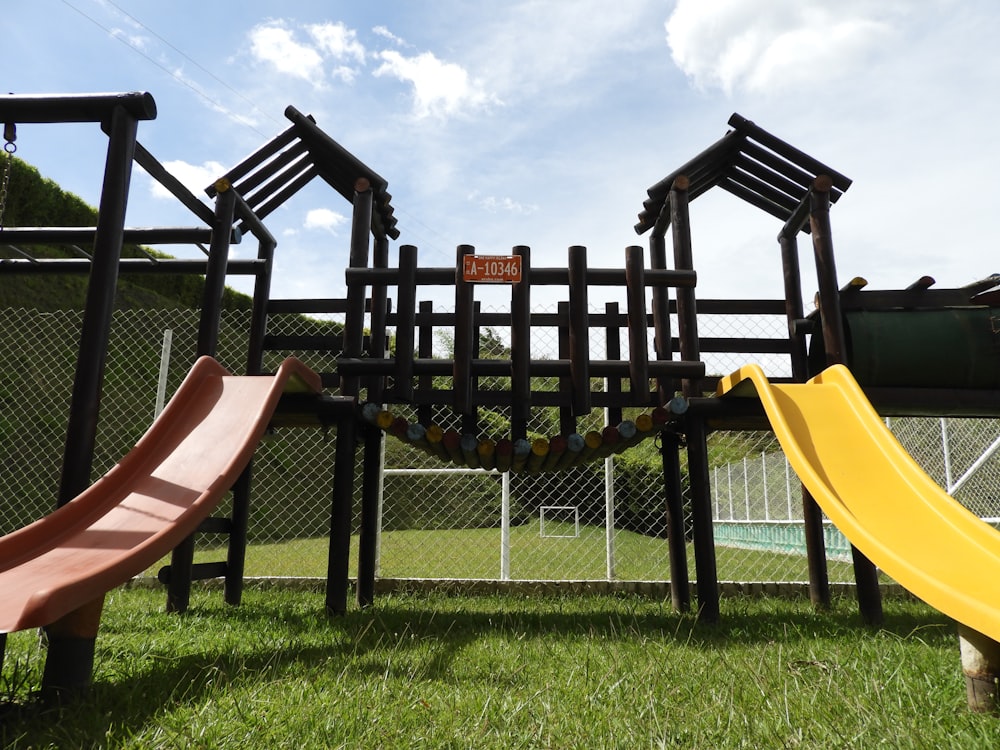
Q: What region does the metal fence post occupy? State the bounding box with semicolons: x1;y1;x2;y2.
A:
744;457;751;520
762;452;770;521
501;472;511;581
941;418;954;491
154;329;172;418
605;454;616;581
785;457;793;519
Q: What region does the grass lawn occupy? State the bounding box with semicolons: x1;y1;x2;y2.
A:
184;525;864;584
1;588;999;748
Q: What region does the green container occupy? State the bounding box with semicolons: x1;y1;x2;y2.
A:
823;309;1000;388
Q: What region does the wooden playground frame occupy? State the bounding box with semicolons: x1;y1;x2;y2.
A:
4;92;1000;703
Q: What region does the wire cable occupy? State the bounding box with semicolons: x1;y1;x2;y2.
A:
58;0;278;139
99;0;285;132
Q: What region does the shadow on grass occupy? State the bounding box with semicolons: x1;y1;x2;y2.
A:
0;591;957;746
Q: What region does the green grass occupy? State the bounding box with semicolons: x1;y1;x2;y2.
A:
178;525;863;584
1;589;999;748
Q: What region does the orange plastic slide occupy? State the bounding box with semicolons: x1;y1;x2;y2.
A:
718;364;1000;642
0;356;321;633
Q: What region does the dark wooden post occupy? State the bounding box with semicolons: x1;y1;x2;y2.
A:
660;431;690;612
196;181;236;357
568;246;591;416
557;302;576;435
670;175;719;624
464;301;482;436
57;103;141;506
510;246;531;441
624;245;650;403
227;205;277;608
46;100;144;698
341;179;374;399
777;229;809;383
454;245;475;417
811;177;849;368
393;245;418;401
778;226;830;610
366;233;391;401
167;179;238;614
222;469;253;607
650;223;690;612
417;300;435;427
810;175;882;625
604;303;623;429
245;240;276;377
356;425;383;609
326;413;357;615
649;228;674;401
357;234;391;608
327;180;372;614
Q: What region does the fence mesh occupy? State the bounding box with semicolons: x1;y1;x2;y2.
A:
2;307;1000;588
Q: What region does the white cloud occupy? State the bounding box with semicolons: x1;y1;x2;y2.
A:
457;1;660;104
372;25;408;47
468;190;538;215
148;160;228;200
307;22;366;63
331;65;358;84
249;23;326;84
665;0;899;95
304;207;348;234
374;50;501;119
109;27;148;50
248;21;369;88
246;19;502;118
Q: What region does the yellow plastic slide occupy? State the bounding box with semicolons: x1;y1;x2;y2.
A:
718;364;1000;642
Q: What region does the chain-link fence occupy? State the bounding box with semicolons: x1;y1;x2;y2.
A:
2;307;1000;588
708;417;1000;581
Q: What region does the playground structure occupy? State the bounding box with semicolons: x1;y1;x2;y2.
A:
3;92;1000;710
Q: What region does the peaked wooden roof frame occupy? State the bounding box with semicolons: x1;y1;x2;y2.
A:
636;113;852;237
206;105;398;241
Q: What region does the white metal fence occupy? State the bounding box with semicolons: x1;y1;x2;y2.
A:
712;419;1000;524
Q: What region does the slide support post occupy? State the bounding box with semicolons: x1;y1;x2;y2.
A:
810;176;883;626
958;624;1000;713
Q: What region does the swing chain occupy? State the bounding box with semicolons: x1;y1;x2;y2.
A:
0;122;16;231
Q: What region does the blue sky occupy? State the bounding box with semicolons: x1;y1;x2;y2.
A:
7;1;1000;309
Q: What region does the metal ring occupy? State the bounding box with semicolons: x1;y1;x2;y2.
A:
4;142;15;154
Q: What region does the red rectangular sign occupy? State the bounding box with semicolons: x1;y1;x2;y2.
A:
462;254;522;283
